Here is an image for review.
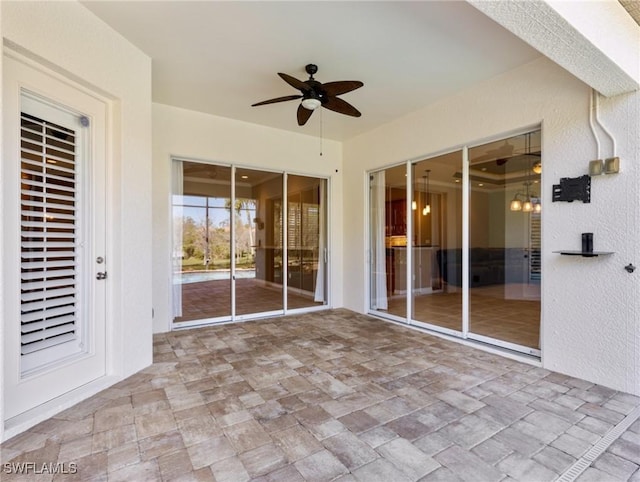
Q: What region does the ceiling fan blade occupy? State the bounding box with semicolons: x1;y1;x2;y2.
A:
297;104;314;126
322;96;361;117
322;80;363;96
252;95;302;107
278;73;312;92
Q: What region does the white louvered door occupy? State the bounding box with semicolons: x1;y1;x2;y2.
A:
3;55;107;419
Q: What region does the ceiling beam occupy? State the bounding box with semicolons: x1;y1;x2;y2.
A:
467;0;639;97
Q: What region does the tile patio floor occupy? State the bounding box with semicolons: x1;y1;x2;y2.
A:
1;309;639;481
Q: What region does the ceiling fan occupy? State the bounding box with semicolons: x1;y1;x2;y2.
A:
251;64;363;126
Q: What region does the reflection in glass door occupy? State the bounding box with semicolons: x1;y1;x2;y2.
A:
410;152;463;334
172;161;329;326
172;162;232;323
235;168;284;317
369;165;407;319
468;130;541;352
287;175;328;309
368;129;541;356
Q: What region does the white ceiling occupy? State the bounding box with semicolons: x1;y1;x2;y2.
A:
82;1;543;142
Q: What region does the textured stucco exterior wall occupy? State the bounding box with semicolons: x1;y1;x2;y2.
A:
151;103;343;333
343;56;640;395
468;0;639;97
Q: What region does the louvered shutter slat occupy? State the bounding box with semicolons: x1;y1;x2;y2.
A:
22;241;75;249
22;277;75;292
22;199;76;212
21;296;75;313
21;260;76;270
21;323;76;345
20;251;75;260
22;333;76;355
21;211;75;221
20;232;76;240
21;314;75;333
21;286;76;302
21;304;75;324
21;269;76;281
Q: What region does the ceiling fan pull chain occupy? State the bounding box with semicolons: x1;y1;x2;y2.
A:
320;107;323;157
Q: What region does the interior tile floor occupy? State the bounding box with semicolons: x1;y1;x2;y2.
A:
2;309;638;481
175;278;323;323
386;284;540;349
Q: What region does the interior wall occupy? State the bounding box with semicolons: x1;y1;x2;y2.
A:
152;103;343;333
343;56;640;395
1;0;153;436
488;190;507;248
469;190;490;247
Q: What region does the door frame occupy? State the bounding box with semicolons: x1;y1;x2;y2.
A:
169;157;331;331
366;126;542;358
2;49;111;422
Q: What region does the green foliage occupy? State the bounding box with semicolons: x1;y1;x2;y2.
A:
178;197;257;271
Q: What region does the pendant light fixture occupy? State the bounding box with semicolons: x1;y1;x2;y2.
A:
422;170;431;216
507;132;541;213
510;196;523;211
522;181;533;212
411;163;417;210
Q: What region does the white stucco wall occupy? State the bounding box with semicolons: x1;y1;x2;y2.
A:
1;0;153;437
152;103;343;333
343;57;640;395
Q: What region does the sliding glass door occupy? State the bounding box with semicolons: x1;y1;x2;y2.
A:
368;165;407;320
172;160;328;326
410;152;463;334
468;131;541;352
172;162;232;323
287;175;328;309
368;128;541;356
234;167;284;317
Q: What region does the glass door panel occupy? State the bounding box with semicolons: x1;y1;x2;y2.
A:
369;164;407;319
173;162;232;323
468;130;541;351
411;152;463;332
235;168;284;316
287;175;328;309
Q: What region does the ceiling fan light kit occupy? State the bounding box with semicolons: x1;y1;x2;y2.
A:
301;98;321;111
252;64;363;126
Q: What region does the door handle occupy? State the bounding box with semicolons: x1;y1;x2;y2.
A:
96;272;107;280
